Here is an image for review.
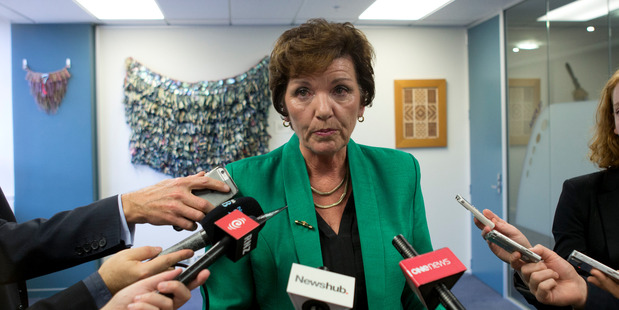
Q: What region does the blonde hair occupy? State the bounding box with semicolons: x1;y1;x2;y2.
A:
589;69;619;169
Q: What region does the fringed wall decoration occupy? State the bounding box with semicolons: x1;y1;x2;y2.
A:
23;59;71;114
123;56;272;177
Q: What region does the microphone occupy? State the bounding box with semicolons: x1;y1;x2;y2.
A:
159;198;265;256
392;234;466;310
286;264;355;310
173;201;287;285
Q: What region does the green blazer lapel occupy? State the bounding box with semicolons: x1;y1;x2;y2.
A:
347;139;386;301
282;135;323;267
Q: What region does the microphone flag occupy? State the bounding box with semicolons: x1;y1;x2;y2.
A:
287;263;355;310
213;209;261;261
399;247;466;310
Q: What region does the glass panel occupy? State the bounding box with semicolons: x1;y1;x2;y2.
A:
505;1;551;306
612;5;619;71
505;0;614;306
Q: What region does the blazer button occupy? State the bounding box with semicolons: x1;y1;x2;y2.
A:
83;243;92;253
91;240;99;250
75;246;84;256
99;237;107;248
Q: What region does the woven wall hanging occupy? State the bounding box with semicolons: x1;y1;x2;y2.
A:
123;56;272;177
23;59;71;114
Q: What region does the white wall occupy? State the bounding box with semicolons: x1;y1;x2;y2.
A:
96;25;472;267
0;18;14;210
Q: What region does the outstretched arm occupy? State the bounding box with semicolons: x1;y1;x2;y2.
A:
121;171;231;231
102;268;210;310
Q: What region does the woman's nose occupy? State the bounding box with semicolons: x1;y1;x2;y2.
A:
314;92;333;120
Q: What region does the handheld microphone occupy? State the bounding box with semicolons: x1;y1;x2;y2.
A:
392;234;466;310
173;200;287;285
286;263;355;310
159;198;265;256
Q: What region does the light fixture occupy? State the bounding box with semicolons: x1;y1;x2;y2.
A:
74;0;164;20
359;0;455;20
587;26;596;32
537;0;619;22
515;41;540;50
513;47;520;53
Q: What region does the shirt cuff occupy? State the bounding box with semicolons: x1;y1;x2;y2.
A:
83;272;113;309
117;195;135;246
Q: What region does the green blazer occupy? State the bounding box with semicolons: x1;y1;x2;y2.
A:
202;134;435;309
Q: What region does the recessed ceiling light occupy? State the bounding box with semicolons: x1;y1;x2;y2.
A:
74;0;164;20
537;0;619;22
359;0;455;20
587;26;596;32
516;41;540;50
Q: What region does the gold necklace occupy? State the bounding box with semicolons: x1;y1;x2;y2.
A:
310;173;347;196
313;177;348;209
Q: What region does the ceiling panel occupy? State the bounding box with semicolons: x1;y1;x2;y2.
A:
0;0;523;27
0;0;96;23
159;0;229;21
294;0;374;24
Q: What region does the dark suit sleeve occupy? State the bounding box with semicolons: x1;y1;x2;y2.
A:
584;282;619;309
27;280;98;310
0;195;129;283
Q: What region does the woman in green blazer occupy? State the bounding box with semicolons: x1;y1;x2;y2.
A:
202;18;436;310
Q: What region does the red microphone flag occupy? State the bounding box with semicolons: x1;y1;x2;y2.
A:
399;247;466;309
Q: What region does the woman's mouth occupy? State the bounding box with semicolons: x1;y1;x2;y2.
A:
314;128;336;136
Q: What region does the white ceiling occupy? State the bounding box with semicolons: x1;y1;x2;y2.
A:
0;0;523;27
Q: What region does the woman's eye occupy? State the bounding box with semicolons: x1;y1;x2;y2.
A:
334;86;349;96
295;88;311;98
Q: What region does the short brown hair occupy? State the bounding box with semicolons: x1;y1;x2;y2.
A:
269;18;375;117
589;69;619;169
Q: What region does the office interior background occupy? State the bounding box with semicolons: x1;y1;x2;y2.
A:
0;0;618;308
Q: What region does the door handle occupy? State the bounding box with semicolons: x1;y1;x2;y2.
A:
490;173;501;194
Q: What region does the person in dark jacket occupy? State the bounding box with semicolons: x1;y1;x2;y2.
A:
0;170;230;309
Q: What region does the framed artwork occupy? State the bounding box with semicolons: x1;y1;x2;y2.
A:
394;79;447;148
508;78;541;145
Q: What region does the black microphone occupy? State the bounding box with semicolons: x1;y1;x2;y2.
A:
392;234;466;310
158;198;265;257
173;200;287;285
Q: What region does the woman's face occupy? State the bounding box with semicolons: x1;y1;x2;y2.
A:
284;56;365;158
614;84;619;135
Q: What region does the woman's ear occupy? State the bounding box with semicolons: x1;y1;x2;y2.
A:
358;105;365;118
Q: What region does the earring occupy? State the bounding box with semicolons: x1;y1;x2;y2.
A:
358;116;365;123
283;119;290;127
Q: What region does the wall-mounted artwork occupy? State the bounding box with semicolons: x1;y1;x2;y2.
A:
394;79;447;148
508;78;541;145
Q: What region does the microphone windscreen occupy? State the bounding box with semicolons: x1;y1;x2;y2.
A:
199;197;264;236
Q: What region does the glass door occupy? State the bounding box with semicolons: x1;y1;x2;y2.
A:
505;0;617;306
